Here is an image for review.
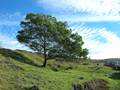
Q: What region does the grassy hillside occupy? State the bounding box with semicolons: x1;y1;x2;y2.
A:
0;48;120;90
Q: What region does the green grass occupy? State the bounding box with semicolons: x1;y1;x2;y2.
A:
0;48;120;90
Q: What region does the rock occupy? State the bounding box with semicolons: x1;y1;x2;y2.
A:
65;66;73;70
57;64;61;68
29;85;40;90
51;66;59;71
73;84;82;90
73;79;109;90
79;77;84;80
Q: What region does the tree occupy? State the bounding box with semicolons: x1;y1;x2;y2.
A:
16;13;70;67
48;32;88;60
17;13;89;67
59;32;88;59
82;48;89;59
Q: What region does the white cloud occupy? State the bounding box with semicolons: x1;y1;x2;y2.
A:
61;16;120;22
0;33;29;50
67;0;120;16
0;12;29;50
38;0;120;22
38;0;120;16
73;26;120;59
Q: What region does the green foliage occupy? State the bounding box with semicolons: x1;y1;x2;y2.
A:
16;13;72;67
17;13;88;67
48;29;89;59
82;48;89;59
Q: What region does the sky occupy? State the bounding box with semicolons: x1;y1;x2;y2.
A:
0;0;120;59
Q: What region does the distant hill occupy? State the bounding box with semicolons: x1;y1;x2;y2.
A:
91;58;120;63
104;58;120;62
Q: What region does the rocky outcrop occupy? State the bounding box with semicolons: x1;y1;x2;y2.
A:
73;79;109;90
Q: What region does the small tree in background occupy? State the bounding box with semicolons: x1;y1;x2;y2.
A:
17;13;88;67
82;48;89;59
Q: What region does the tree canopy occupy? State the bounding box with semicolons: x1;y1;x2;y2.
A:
16;13;88;67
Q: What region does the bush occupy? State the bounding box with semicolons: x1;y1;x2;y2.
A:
82;62;90;65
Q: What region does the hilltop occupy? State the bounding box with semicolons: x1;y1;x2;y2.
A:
0;48;120;90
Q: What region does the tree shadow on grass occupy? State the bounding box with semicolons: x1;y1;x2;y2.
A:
109;72;120;80
0;48;43;67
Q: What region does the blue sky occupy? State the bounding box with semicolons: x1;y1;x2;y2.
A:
1;0;120;59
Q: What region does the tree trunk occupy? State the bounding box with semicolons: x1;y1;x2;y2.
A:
43;26;47;67
43;38;47;67
43;52;47;67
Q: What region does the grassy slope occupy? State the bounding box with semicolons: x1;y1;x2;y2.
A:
0;48;120;90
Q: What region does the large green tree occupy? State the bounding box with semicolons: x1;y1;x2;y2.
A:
16;13;71;67
17;13;88;67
